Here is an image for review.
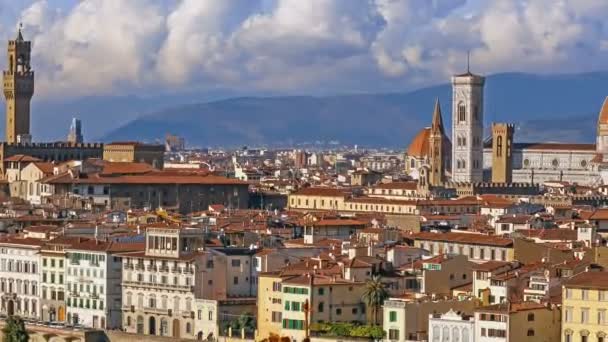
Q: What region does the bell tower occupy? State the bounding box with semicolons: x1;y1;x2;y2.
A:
428;99;445;186
491;123;514;183
3;24;34;144
451;58;485;183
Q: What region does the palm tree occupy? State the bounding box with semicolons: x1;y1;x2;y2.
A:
3;316;28;342
362;275;389;325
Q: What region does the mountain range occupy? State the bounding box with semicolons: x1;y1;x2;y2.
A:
18;72;608;148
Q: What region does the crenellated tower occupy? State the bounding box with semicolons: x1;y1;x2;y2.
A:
3;24;34;144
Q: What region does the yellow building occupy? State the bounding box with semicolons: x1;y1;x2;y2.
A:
475;302;561;342
412;231;515;263
103;142;165;169
257;273;368;342
562;271;608;342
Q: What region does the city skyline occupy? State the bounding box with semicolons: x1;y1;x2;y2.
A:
0;0;605;99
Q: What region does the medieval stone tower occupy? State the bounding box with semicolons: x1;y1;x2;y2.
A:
3;25;34;144
491;123;514;183
451;68;485;183
428;99;445;186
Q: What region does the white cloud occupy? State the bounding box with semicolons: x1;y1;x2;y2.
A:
0;0;605;98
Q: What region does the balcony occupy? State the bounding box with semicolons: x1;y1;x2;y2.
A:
123;264;134;270
143;307;169;315
122;280;193;292
135;264;144;271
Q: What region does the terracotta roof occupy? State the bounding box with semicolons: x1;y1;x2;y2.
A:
4;154;41;162
476;301;548;313
31;162;55;175
311;219;366;227
496;215;532;224
472;260;514;272
518;229;577;241
347;197;417;205
565;271;608;289
599;96;608;125
373;182;418;190
43;172;247;185
590;209;608;220
406;127;430;158
100;162;154;175
413;232;513;247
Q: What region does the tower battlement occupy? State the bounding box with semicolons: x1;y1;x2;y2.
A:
3;26;34;144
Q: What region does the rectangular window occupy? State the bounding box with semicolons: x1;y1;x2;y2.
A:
231;259;241;267
389;311;397;322
582;289;589;300
582;308;590;323
388;329;399;340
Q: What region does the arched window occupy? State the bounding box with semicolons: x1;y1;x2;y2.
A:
442;327;449;341
452;327;460;342
458;102;466;122
496;136;503;157
126;316;132;327
186;322;192;334
432;326;440;342
462;328;469;342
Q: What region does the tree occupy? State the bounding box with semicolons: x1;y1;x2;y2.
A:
3;316;28;342
362;275;389;325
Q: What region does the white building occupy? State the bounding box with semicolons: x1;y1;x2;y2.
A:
451;70;485;183
66;239;135;329
428;309;475;342
0;238;42;320
194;299;218;341
120;226;205;339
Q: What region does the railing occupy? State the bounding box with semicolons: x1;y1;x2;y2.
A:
122;280;193;292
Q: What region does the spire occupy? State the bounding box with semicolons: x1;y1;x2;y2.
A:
16;22;23;41
431;98;444;135
467;50;470;73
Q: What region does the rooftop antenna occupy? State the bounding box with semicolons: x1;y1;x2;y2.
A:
467;50;471;73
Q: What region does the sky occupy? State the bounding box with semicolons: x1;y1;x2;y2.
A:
1;0;608;100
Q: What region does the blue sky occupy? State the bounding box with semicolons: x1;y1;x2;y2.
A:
1;0;607;99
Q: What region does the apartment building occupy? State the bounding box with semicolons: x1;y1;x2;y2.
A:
40;237;76;322
203;248;258;300
120;226;205;339
66;239;138;329
382;295;477;342
257;273;368;342
562;271;608;342
474;302;560;342
412;232;515;263
0;237;42;320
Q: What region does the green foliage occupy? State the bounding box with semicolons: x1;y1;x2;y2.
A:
350;325;384;339
3;316;28;342
310;322;384;339
227;313;256;333
361;275;389;325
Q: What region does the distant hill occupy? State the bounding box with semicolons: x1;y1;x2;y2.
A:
101;72;608;148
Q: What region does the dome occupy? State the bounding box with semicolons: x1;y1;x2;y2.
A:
406;127;431;157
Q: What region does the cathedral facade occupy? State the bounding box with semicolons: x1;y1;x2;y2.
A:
406;70;607;187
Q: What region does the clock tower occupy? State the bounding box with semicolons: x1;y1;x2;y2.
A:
3;24;34;144
451;66;485;183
